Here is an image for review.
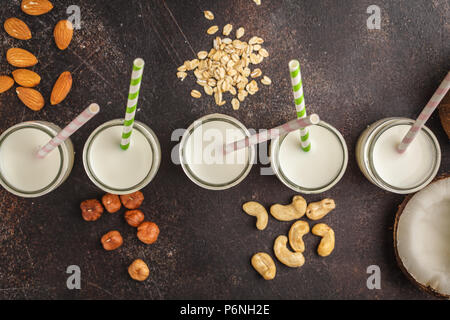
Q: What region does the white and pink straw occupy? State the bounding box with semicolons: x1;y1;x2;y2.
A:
397;71;450;153
223;114;320;154
37;103;100;159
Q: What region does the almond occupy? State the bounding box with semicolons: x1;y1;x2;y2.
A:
21;0;53;16
6;48;38;68
16;87;45;111
0;76;14;93
54;20;74;50
12;69;41;88
4;18;32;40
50;71;72;105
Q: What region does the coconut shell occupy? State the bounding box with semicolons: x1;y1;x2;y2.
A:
438;92;450;139
393;173;450;299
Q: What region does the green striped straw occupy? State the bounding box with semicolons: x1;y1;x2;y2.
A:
289;59;311;152
120;58;145;150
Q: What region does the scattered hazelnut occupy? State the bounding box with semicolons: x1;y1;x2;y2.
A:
102;193;121;213
101;230;123;251
128;259;149;281
125;210;145;227
120;191;144;209
137;221;160;244
80;199;103;221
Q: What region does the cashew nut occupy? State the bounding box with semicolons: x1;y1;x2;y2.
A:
311;223;335;257
251;252;276;280
242;201;268;230
270;195;307;221
288;220;309;253
306;198;335;220
273;235;305;267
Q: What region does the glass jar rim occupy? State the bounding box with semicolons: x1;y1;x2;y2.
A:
0;122;66;197
271;121;348;193
179;113;255;190
83;119;161;194
367;119;441;193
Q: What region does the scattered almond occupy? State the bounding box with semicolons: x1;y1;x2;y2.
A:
54;20;74;50
203;10;214;20
6;48;38;68
207;25;219;35
253;0;261;5
0;76;14;94
21;0;54;16
50;71;72;105
12;69;41;87
4;18;32;40
16;87;45;111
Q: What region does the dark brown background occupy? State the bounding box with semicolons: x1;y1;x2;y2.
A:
0;0;448;300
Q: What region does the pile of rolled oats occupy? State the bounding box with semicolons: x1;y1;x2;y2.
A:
176;10;271;110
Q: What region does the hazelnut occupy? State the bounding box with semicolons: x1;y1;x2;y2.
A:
120;191;144;209
101;230;123;251
80;199;103;221
102;193;121;213
137;221;159;244
128;259;149;281
124;210;145;227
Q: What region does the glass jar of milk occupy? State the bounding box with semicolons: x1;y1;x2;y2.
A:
356;117;441;194
0;121;75;197
179;113;256;190
83;119;161;194
270;121;348;194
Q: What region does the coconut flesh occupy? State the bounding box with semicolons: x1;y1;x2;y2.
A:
396;176;450;296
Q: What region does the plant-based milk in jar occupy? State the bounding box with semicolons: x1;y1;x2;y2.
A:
356;117;441;194
180;114;255;190
83;119;161;194
372;125;436;188
271;121;348;194
0;121;74;197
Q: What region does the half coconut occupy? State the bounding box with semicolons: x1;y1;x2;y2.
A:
394;174;450;298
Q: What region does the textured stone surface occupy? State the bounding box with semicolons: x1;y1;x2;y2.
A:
0;0;448;300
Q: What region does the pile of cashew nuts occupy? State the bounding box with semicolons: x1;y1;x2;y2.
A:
243;196;336;280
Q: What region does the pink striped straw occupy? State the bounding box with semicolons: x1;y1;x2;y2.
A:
36;103;100;159
223;114;320;154
397;71;450;153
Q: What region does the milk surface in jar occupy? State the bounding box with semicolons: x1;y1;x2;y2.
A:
0;121;74;197
371;124;436;189
180;114;255;190
356;117;441;194
83;119;161;194
271;121;348;194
